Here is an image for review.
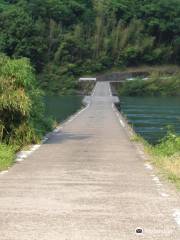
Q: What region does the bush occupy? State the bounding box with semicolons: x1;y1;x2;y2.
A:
0;54;53;147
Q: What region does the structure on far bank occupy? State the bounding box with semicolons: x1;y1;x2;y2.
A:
79;78;96;82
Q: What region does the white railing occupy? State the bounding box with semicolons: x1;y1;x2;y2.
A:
79;77;96;81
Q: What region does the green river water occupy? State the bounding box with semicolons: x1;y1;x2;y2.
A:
44;95;83;123
120;96;180;144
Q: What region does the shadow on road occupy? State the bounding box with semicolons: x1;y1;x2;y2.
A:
45;131;92;144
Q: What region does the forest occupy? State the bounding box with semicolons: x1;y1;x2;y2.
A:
1;0;180;93
0;0;180;167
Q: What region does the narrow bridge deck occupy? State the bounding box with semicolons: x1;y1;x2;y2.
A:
0;82;180;239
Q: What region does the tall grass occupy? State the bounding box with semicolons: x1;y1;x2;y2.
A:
149;132;180;188
133;131;180;189
0;144;15;171
0;54;54;171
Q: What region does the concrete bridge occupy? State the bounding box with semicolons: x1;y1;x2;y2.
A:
0;82;180;239
79;71;149;83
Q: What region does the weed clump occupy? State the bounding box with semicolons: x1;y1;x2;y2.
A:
134;130;180;189
0;144;15;171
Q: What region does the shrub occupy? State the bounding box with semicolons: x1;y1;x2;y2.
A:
152;131;180;157
0;54;53;147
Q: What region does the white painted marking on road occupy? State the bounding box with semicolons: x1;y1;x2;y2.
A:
151;175;165;188
16;150;33;162
112;103;126;128
42;137;48;143
31;145;41;151
160;192;169;197
53;126;63;133
16;158;24;162
120;119;125;127
0;170;8;175
53;128;59;133
92;84;97;96
156;183;163;187
138;150;144;155
108;83;112;96
16;153;27;159
144;163;153;170
173;209;180;225
151;175;164;188
28;150;34;154
14;146;40;166
67;118;73;123
153;176;160;182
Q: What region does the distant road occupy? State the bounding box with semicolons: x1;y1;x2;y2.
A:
0;82;180;239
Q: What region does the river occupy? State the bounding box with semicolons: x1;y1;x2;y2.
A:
44;95;83;123
119;96;180;144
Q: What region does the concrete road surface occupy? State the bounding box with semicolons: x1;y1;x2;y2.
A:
0;82;180;239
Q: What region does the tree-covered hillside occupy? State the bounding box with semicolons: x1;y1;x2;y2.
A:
0;0;180;94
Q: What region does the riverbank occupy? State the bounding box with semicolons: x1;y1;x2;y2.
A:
0;76;94;172
0;94;86;172
114;69;180;189
118;70;180;96
117;103;180;189
132;132;180;189
97;65;180;79
0;54;54;171
0;54;92;172
0;101;84;171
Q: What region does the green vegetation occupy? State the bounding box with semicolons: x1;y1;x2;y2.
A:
0;144;15;171
0;0;180;171
149;132;180;188
0;54;53;170
133;131;180;188
0;0;180;94
0;54;53;146
120;70;180;187
119;72;180;96
150;133;180;188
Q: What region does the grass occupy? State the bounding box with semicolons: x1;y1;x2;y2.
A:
151;154;180;189
0;144;15;171
150;133;180;188
133;132;180;189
